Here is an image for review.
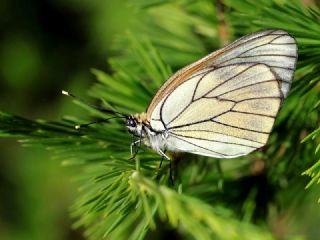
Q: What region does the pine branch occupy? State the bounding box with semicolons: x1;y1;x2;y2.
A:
302;125;320;194
129;171;273;240
0;0;319;239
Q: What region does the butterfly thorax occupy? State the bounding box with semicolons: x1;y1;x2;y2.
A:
134;112;148;124
125;112;168;152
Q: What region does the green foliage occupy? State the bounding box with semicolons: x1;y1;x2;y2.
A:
0;0;319;239
302;127;320;192
225;0;320;203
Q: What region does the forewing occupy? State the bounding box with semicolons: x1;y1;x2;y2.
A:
147;29;297;158
147;29;297;118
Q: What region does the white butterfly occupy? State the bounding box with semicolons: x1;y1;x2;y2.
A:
124;29;298;159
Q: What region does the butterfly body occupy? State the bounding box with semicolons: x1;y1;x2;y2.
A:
127;112;256;159
126;113;170;158
126;29;298;159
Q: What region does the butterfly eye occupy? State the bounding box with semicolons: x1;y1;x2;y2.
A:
125;117;136;128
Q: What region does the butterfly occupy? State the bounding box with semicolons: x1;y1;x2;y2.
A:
64;29;298;160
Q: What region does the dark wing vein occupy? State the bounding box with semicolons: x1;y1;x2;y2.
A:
230;110;276;118
159;68;215;127
168;113;271;134
171;129;265;144
166;99;193;126
166;70;213;126
269;42;296;45
168;118;217;130
169;134;231;157
213;79;280;98
217;32;287;58
216;34;289;65
237;54;296;58
222;63;294;75
203;63;260;97
211;119;270;134
191;70;213;101
211;62;294;73
218;96;281;104
170;132;257;149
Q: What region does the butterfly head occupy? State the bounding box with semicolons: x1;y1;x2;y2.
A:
125;115;137;131
125;113;149;137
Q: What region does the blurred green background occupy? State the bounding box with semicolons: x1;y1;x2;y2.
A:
0;0;320;240
0;1;131;239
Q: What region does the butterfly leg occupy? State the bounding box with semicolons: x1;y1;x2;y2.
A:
159;156;164;168
158;148;169;169
129;127;145;160
158;149;170;160
130;140;141;160
157;149;174;185
169;160;174;186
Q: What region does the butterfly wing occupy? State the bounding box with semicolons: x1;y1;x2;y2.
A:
147;29;297;158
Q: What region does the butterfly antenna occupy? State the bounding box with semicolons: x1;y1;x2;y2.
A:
62;90;127;118
74;116;127;129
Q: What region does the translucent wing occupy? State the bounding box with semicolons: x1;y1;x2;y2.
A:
147;29;297;158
